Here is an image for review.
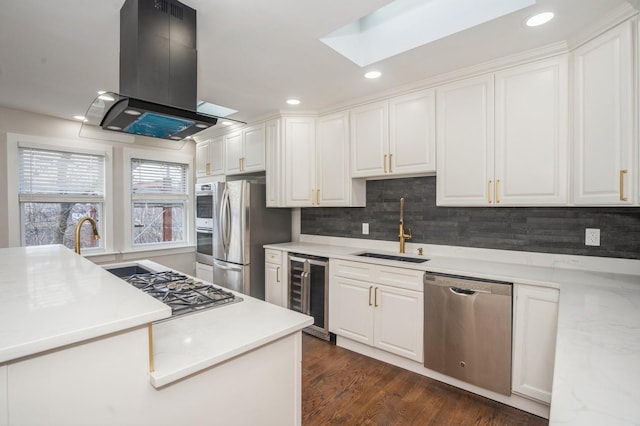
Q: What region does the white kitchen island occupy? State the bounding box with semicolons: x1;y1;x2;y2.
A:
0;245;312;426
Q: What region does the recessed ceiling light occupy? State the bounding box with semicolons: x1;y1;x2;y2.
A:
124;109;141;116
170;136;182;140
195;123;209;129
526;12;554;27
73;115;87;121
106;125;122;130
221;121;233;126
286;99;301;105
365;71;382;79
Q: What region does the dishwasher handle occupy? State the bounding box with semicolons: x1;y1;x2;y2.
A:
450;287;490;296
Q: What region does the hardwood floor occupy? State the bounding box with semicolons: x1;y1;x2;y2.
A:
302;334;548;426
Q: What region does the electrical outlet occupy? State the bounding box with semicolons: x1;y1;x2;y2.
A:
362;223;369;235
585;228;600;247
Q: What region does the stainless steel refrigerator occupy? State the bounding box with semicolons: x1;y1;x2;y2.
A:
212;180;291;299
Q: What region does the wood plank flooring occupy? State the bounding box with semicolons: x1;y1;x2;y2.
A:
302;334;548;426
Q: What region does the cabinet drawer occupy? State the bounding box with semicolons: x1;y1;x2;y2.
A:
265;249;282;264
377;266;424;292
333;260;375;281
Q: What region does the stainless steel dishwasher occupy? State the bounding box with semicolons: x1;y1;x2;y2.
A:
423;272;513;396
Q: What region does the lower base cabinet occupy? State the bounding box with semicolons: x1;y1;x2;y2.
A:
512;283;559;403
331;260;423;362
265;249;287;308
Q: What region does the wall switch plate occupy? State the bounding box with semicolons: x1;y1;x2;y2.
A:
585;228;600;246
362;223;369;235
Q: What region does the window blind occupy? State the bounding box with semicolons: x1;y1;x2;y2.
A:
131;158;188;194
18;147;105;196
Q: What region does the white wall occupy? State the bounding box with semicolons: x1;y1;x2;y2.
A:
0;106;197;274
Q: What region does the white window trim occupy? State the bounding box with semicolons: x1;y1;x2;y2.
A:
6;133;114;251
123;147;194;252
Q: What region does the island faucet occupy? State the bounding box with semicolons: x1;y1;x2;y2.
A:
399;197;412;254
74;217;100;255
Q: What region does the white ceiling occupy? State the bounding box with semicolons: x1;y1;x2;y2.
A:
0;0;634;127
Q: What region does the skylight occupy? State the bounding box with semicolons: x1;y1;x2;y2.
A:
197;101;238;117
320;0;536;67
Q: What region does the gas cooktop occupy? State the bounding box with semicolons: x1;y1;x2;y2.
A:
110;269;241;318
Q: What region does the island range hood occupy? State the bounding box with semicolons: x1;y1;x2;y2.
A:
83;0;242;140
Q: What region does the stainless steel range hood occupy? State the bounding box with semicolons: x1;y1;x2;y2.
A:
82;0;243;141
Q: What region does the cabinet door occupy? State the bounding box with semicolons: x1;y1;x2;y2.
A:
436;74;495;206
0;365;6;426
350;101;389;178
265;119;283;207
316;112;350;206
224;131;242;175
284;117;316;207
195;141;211;177
373;285;423;362
573;21;634;205
209;136;225;175
265;261;285;307
242;124;266;173
495;57;569;206
512;284;559;404
195;262;213;283
332;276;374;345
389;89;436;175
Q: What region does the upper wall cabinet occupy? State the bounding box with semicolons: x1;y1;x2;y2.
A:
265;119;285;207
225;123;266;175
573;20;635;205
195;136;224;178
436;56;569;206
282;114;365;207
351;89;436;178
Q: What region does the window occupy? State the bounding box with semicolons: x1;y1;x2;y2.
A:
130;158;188;247
18;145;105;251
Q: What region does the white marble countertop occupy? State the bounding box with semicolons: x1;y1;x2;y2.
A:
265;240;640;425
105;260;314;388
0;245;171;364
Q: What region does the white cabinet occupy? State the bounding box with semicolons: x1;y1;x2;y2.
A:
436;56;569;206
284;116;316;206
331;260;423;362
512;284;559;404
225;124;265;175
195;262;213;283
195;137;224;177
316;112;365;207
283;115;365;207
265;249;287;307
573;21;634;205
265;119;285;207
351;89;436;178
389;90;436;175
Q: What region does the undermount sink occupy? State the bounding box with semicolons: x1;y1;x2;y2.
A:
356;252;429;264
105;265;153;278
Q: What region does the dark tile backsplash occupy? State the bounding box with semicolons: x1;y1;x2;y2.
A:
301;176;640;260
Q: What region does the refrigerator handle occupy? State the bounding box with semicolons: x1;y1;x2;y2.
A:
213;260;242;271
220;187;231;255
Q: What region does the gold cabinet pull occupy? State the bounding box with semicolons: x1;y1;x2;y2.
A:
316;189;320;205
496;179;501;204
276;266;280;283
620;169;628;201
368;286;373;306
311;189;315;205
389;153;393;173
374;287;379;307
488;180;493;204
384;154;388;173
205;162;211;175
